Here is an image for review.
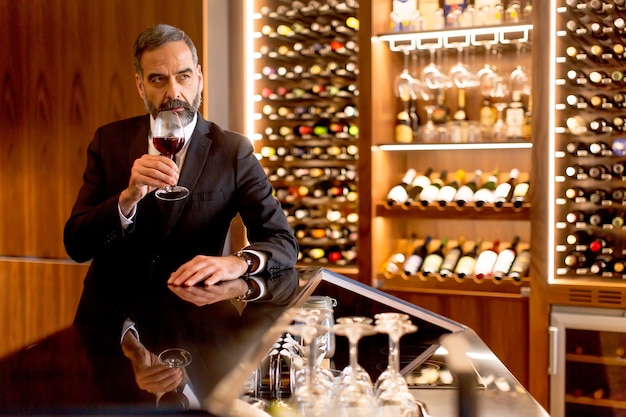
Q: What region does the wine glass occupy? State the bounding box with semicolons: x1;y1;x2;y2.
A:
421;47;451;91
331;319;379;416
492;102;509;141
152;110;190;201
509;41;531;101
373;314;419;417
288;309;334;417
157;348;192;410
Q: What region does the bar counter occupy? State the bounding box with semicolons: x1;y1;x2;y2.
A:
0;267;549;416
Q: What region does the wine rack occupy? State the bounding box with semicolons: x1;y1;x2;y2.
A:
553;0;626;284
251;0;360;273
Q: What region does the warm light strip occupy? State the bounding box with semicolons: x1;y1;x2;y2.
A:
245;0;255;140
374;142;533;151
548;0;557;283
374;24;534;43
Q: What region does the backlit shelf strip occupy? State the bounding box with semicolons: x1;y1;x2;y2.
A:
374;24;533;51
374;142;533;151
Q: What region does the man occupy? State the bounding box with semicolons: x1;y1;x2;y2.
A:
64;24;299;330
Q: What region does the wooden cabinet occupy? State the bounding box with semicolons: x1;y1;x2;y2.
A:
363;2;534;389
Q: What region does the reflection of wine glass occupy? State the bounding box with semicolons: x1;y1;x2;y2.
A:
152;110;190;201
157;348;192;410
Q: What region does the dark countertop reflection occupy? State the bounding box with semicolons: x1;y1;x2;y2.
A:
0;267;300;416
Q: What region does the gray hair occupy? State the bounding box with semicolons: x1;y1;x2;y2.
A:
133;24;199;76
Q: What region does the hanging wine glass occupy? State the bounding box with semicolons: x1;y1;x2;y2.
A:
421;46;452;91
509;40;531;101
477;40;499;98
448;45;479;89
331;319;379;416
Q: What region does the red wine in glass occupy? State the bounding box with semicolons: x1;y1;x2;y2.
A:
152;110;189;201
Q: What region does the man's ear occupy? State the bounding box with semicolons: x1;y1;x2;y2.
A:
135;73;145;99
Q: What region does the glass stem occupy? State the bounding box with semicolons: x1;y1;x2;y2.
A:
389;334;400;374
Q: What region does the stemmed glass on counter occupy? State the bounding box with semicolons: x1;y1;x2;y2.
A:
152;110;189;201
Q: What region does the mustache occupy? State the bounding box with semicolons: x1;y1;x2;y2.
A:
160;99;191;112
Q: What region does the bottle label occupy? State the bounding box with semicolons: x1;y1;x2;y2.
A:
437;186;457;203
419;185;440;203
454;185;474;203
387;185;410;204
473;189;495;204
403;254;424;275
441;248;462;272
474;251;498;276
493;249;516;275
422;254;443;274
395;124;413;143
494;183;513;200
454;256;476;276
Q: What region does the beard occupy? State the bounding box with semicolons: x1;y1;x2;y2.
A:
144;84;203;126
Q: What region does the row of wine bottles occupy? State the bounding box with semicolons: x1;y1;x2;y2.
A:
258;15;359;41
263;121;359;141
565;0;626;20
565;185;626;205
381;236;530;282
270;0;358;20
260;61;358;80
563;207;626;228
265;165;357;182
386;168;529;208
292;222;358;242
258;40;359;63
565;139;626;156
260;144;358;161
560;249;626;277
564;162;626;180
299;243;357;266
260;83;358;101
564;90;626;110
259;103;358;121
276;179;358;202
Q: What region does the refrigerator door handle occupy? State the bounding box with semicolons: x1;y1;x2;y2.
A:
548;326;558;376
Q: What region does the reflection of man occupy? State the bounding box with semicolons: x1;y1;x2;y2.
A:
119;267;299;408
64;23;298;334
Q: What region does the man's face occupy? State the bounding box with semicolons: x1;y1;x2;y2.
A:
135;40;203;126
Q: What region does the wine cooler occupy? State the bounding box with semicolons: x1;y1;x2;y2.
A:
550;305;626;417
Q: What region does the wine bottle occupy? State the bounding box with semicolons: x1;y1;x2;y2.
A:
508;248;530;281
439;237;465;278
419;170;448;206
589;254;614;275
422;237;448;276
564;250;590;270
431;89;450;125
588;208;612;227
405;168;433;206
454;169;482;207
436;169;465;206
395;111;414;143
588;189;608;205
473;172;498;207
493;168;519;207
386;168;417;205
479;98;497;128
403;236;432;276
492;236;520;280
588;141;613;156
454;239;482;279
473;240;500;279
453;88;468;121
566;230;592;247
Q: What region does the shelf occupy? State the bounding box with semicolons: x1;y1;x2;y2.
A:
566;353;626;367
374;23;533;51
375;202;531;220
565;394;626;410
373;142;533;151
374;273;530;299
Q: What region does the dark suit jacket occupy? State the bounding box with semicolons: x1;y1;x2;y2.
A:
64;114;298;330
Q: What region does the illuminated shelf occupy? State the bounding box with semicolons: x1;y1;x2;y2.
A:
373;141;533;151
374;23;533;51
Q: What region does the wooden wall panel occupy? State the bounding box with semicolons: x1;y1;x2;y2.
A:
0;0;204;355
385;290;530;388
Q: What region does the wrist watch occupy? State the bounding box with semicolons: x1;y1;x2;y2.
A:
236;278;255;302
233;250;255;275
